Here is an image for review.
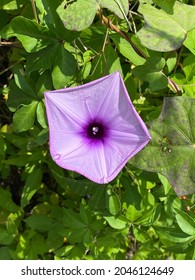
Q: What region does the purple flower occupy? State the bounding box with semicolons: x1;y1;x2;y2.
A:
44;71;151;184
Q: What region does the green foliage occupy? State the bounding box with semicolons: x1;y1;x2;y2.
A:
0;0;195;260
130;97;195;196
138;1;195;51
57;0;129;31
132;56;168;91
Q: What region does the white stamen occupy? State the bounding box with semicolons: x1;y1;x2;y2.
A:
92;126;99;134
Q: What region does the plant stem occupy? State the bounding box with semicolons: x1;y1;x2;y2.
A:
98;11;181;94
31;0;39;23
98;11;148;59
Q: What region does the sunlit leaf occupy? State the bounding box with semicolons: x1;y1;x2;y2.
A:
184;29;195;55
152;0;176;13
0;0;28;10
154;226;195;243
36;101;47;129
104;215;127;229
109;33;146;66
100;0;129;19
175;209;195;236
138;1;195;51
10;16;56;52
57;0;98;31
13;101;38;133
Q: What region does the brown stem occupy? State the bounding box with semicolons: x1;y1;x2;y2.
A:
0;41;21;47
99;12;148;59
98;11;181;94
31;0;39;23
168;78;181;95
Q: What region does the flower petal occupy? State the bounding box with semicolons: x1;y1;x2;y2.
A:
44;71;151;184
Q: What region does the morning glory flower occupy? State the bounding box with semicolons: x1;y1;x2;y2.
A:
44;71;151;184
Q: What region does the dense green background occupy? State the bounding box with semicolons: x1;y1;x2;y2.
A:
0;0;195;260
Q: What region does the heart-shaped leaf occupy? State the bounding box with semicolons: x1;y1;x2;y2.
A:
132;56;168;91
57;0;99;31
138;1;195;52
130;97;195;196
56;0;129;31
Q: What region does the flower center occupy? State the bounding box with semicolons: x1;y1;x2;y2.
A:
87;122;104;139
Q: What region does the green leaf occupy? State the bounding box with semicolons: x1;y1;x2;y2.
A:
126;205;142;222
0;188;20;212
62;208;94;244
7;215;18;240
63;209;85;229
36;128;49;145
100;0;129;19
0;228;15;245
54;245;74;258
3;151;44;166
25;214;53;231
130;97;195;196
0;22;15;39
57;0;98;31
0;134;5;157
47;224;64;250
0;9;9;30
155;226;195;243
21;168;43;208
138;1;195;51
26;44;59;72
133;226;150;243
6;81;34;112
80;204;93;225
80;26;107;52
48;159;100;196
165;52;177;74
36;101;47;128
90;43;122;80
52;44;77;89
13;65;37;98
0;247;11;260
30;233;49;255
41;0;80;41
0;0;28;10
104;215;127;229
184;29;195;55
109;33;146;66
35;71;54;99
135;204;161;226
13;101;38;133
107;189;121;216
88;187;108;211
10;16;56;52
183;54;195;82
152;0;176;13
183;77;195;98
170;1;195;31
132;56;168;91
175;209;195;236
